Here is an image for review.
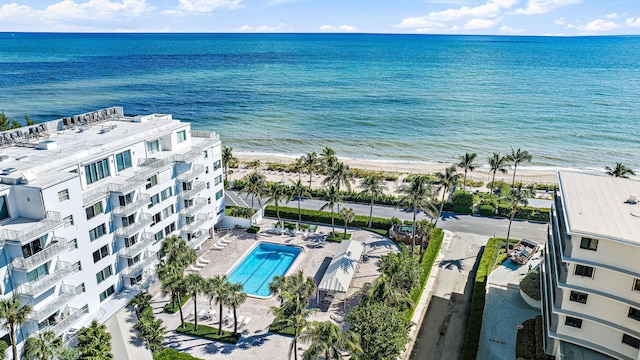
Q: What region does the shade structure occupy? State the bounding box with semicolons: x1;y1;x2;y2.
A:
318;240;364;293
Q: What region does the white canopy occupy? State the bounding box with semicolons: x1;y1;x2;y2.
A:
318;240;364;293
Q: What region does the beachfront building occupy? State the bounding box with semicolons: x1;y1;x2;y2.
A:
0;107;224;348
543;171;640;360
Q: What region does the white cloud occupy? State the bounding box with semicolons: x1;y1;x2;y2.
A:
0;0;152;21
625;17;640;27
319;24;358;32
0;3;34;19
162;0;242;15
511;0;581;15
554;16;565;25
394;0;515;30
605;13;619;19
394;17;446;29
567;19;620;32
499;25;524;33
464;18;500;29
234;23;286;32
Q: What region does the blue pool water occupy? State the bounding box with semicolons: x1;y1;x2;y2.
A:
227;243;302;297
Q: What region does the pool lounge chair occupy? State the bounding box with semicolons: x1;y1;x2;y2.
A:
240;317;251;328
219;237;232;244
211;243;226;251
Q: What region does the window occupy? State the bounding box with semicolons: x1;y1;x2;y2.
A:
122;214;135;227
162;205;175;219
569;291;588;304
89;223;107;241
146;175;158;189
629;307;640;322
115;150;132;172
119;193;134;206
215;175;222;186
213;160;221;170
84;158;110;185
69;238;78;249
149;194;160;208
164;222;176;236
203;150;208;158
22;238;43;258
215;190;223;200
124;235;137;248
85;202;103;220
155;231;163;242
58;189;69;202
565;317;582;328
96;265;113;284
208;197;212;205
574;265;594;278
580;237;598;251
623;334;640;349
76;283;86;294
634;279;640;292
99;285;115;302
161;187;172;201
0;195;9;220
27;263;48;283
72;261;82;272
63;215;74;228
146;140;159;154
128;254;141;267
177;130;187;143
151;212;161;226
205;166;209;174
93;244;109;263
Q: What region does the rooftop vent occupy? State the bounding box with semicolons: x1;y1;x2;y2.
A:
625;195;638;205
38;140;58;150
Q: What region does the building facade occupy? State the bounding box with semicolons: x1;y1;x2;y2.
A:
543;171;640;360
0;107;224;346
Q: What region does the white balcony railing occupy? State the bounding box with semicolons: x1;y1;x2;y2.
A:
107;173;149;195
177;181;206;200
12;237;68;271
117;232;154;258
82;186;109;205
45;307;87;337
17;261;77;298
182;214;209;235
187;229;210;249
124;273;158;292
176;164;205;182
112;194;150;217
2;211;63;244
122;252;158;277
29;285;79;323
179;197;208;216
115;214;152;238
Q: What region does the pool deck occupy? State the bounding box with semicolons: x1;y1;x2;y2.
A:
149;219;399;359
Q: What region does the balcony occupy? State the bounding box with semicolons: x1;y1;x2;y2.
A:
43;307;87;337
174;149;200;164
17;261;78;298
82;185;108;205
179;197;208;217
115;214;152;238
12;237;68;271
107;173;149;195
177;181;206;200
118;232;154;258
29;285;79;323
187;229;209;249
2;211;63;244
122;252;158;278
177;164;205;182
112;194;150;217
182;214;209;234
124;273;158;292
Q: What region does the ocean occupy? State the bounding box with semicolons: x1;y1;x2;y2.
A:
1;33;639;170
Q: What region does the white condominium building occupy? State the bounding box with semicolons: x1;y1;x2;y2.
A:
544;171;640;360
0;107;224;347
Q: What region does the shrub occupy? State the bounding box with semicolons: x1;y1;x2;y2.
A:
520;270;541;301
226;206;256;218
390;216;402;225
263;206;393;231
176;323;240;344
451;190;474;214
478;204;495;217
232;179;246;190
246;226;260;234
326;232;352;242
515;316;553;360
495;205;550;222
154;348;204;360
408;228;444;319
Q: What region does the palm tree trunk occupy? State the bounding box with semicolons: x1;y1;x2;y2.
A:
411;204;417;256
251;194;254;208
10;325;17;360
293;327;298;360
276;204;282;228
506;211;516;255
369;195;374;228
224;164;228;184
194;295;198;331
218;301;224;335
178;294;185;328
434;192;446;228
233;307;238;335
490;171;496;195
344;221;347;238
463;170;468;191
331;206;335;233
297;197;302;226
511;164;518;186
308;170;313;188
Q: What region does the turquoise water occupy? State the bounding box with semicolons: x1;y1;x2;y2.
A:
1;33;640;169
227;242;301;297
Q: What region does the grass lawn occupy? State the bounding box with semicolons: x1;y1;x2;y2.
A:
154;348;204;360
283;222;316;232
326;231;352;242
269;322;295;336
176;322;240;344
164;296;190;314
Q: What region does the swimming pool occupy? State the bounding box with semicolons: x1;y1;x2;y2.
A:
227;242;303;297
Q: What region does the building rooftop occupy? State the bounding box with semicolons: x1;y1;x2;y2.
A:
558;171;640;246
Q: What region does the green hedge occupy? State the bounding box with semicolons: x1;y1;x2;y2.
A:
407;228;444;320
478;205;495;217
175;322;240;344
264;206;393;230
520;270;541;301
327;232;352;242
495;205;550;222
154;348;204;360
246;226;260;234
163;296;190;314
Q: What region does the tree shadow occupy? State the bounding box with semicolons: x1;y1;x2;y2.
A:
439;212;461;222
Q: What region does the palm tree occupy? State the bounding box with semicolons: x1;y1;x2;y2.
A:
270;270;316;306
304;152;320;188
289;179;312;227
605;162;635;178
488;152;509;195
184;273;205;331
361;276;413;310
434;165;460;227
339;207;355;239
156;260;187;327
300;321;362;360
272;292;313;360
0;296;32;360
244;171;266;208
227;283;248;336
415;219;433;255
507;148;532;186
129;291;151;319
457;152;478;190
205;275;232;335
265;183;288;228
77;320;113;360
320;146;338;172
133;308;166;354
221;146;238;184
319;184;341;233
248;159;261;173
501;184;534;255
21;331;62;360
323;162;354;193
359;175;384;227
292;156;305;181
398;175;435;255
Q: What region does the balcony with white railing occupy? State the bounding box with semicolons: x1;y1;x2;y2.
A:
117;232;154;258
187;229;209;250
28;285;79;323
122;252;158;278
115;214;152;238
182;214;209;235
177;181;206;200
176;164;205;182
43;307;87;337
82;185;109;205
2;211;63;244
124;273;158;292
17;261;78;298
179;197;208;217
112;194;150;217
12;237;68;271
107;173;149;195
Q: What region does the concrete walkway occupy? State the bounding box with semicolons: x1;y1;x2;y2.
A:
105;306;153;360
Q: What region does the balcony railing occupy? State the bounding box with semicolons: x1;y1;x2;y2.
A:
2;211;63;244
179;197;207;216
45;307;87;337
82;185;109;205
191;130;220;139
122;252;158;277
12;237;68;271
118;232;154;258
178;181;206;200
112;194;150;217
29;285;79;323
187;229;209;249
17;261;77;298
107;174;149;195
124;273;158;292
182;214;209;235
115;214;152;238
176;164;205;182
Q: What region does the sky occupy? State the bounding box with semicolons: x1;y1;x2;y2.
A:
1;0;640;35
